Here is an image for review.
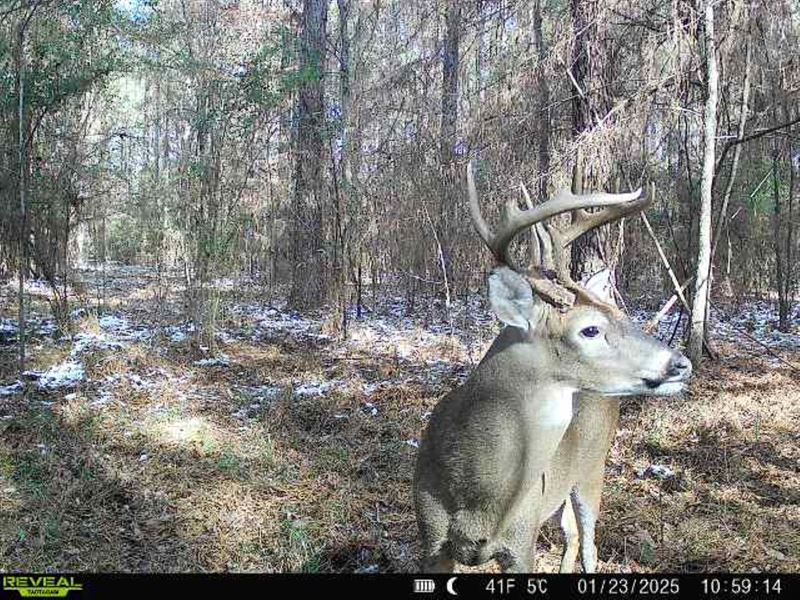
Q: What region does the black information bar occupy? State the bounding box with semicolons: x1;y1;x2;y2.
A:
0;573;795;599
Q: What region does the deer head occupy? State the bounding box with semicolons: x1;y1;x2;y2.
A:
467;162;692;397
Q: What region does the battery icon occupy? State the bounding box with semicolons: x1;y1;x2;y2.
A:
413;579;436;593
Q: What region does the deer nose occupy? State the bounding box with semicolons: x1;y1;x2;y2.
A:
667;354;692;378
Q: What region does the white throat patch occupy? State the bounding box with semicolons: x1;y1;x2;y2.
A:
533;384;577;428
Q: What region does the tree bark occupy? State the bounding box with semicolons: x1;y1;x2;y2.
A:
290;0;329;308
569;0;613;281
440;0;460;166
532;0;550;200
436;0;460;302
688;0;718;364
16;18;28;379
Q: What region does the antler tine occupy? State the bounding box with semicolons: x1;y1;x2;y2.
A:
467;161;502;261
559;182;653;247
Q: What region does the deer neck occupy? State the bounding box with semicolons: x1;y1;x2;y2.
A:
477;329;579;542
476;326;577;431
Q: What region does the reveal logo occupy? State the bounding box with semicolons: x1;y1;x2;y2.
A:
3;576;82;597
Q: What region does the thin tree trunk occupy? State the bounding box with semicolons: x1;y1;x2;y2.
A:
772;152;785;327
437;0;460;301
712;28;752;288
336;0;352;335
16;20;27;379
688;0;718;364
783;148;795;331
532;0;550;200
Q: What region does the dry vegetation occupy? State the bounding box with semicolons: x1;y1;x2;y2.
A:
0;267;798;573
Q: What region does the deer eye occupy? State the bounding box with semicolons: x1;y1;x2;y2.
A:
580;326;601;338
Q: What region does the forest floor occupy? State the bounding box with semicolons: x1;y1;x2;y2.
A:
0;264;798;573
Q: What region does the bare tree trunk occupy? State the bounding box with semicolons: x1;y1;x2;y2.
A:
569;0;613;281
440;0;461;295
475;0;486;107
712;29;751;293
688;0;718;364
335;0;352;334
440;0;460;166
290;0;329;308
433;0;460;305
16;19;27;379
532;0;550;200
772;152;786;327
783;148;796;331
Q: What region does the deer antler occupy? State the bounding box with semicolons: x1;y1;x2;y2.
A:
559;182;654;247
467;162;652;308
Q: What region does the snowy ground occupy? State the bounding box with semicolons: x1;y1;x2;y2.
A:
2;266;795;401
1;266;797;446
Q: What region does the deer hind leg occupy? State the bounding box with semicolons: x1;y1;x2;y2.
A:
569;488;598;573
558;500;580;573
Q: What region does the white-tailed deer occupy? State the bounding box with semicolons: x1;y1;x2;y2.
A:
413;163;692;573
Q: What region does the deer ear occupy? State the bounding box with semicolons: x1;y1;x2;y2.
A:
582;268;616;305
488;266;541;330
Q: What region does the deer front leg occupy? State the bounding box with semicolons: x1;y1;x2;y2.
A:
415;487;455;573
496;521;539;573
421;552;456;573
558;500;580;573
569;488;598;573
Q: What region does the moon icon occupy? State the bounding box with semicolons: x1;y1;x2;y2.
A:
446;576;458;596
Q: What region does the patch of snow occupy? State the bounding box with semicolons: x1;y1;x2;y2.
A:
21;279;52;295
210;277;242;291
641;464;675;480
72;331;125;355
88;313;153;344
90;391;114;408
215;329;235;344
166;325;190;343
36;321;58;336
194;354;231;367
238;385;283;401
37;360;85;389
257;309;314;334
98;314;129;331
0;319;17;341
363;402;378;416
363;382;387;395
404;438;420;448
293;379;342;398
632;299;799;352
355;565;380;574
0;381;23;396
